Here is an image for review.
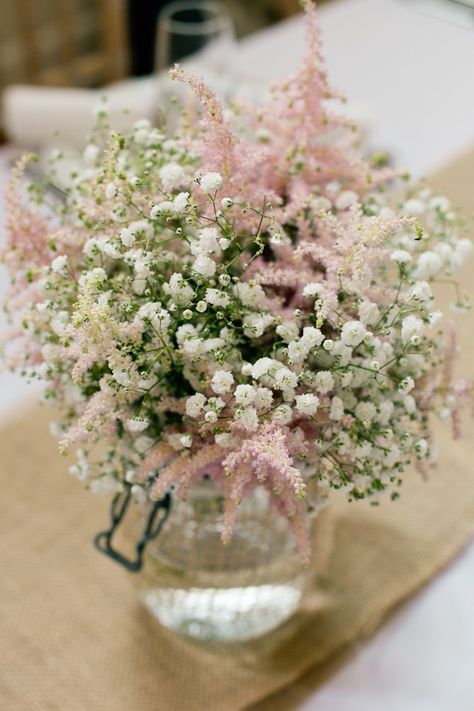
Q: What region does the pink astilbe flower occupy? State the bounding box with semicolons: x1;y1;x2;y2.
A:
2;155;51;274
253;0;370;200
150;443;224;500
170;65;279;216
60;390;116;451
222;423;309;555
137;441;177;484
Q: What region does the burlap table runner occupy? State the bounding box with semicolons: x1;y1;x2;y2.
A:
1;149;474;711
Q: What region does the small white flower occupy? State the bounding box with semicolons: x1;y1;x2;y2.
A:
454;238;473;261
193;254;216;277
329;396;344;421
272;404;293;425
200;172;222;193
415;438;428;457
191;227;220;256
126;417;149;433
150;201;174;218
303;282;324;298
274;367;298;391
301;326;324;349
235;406;259;431
390;249;412;265
403;395;416;414
160;162;185;190
119;226;136;247
235;281;266;308
398;377;415;394
211;370;234;395
205;288;230;308
221;197;233;209
196;300;207;313
105;182;117;199
276;321;300;343
254;387;273;410
358;301;379;326
186;393;207;418
355;401;377;422
173;191;189;212
204;410;218;424
314;370;334;394
415;251;443;279
79;267;107;288
378;401;394;425
429;195;450;212
428;311;443;326
323;339;334;352
295;393;320;416
180;434;193;448
341;320;367;347
243;313;273;338
51;255;68;275
401;315;423;343
164;273;195;305
410;281;432;302
288;340;308;363
251;357;275;379
340;371;353;387
234;384;256;405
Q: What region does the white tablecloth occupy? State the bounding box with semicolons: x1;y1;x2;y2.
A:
1;1;473;707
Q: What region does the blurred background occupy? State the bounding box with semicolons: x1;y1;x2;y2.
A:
0;0;304;90
0;0;315;134
0;0;328;146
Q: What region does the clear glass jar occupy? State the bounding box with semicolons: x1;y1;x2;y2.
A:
133;480;328;643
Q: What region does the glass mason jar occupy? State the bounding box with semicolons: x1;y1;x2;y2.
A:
131;479;330;643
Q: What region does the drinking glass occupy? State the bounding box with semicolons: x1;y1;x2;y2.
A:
156;1;235;74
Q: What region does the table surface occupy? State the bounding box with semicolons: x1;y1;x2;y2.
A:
1;0;473;708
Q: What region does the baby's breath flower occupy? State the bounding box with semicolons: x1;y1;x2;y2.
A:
401;315;423;343
200;172;222;193
126;417;149;433
205;288;230;307
314;370;334;394
390;249;412;265
295;393;319;416
105;182;117;199
211;370;234;395
340;320;367;347
160;162;185;190
51;255;68;275
193;254;216;277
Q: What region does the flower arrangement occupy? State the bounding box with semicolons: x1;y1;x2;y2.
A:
2;1;472;561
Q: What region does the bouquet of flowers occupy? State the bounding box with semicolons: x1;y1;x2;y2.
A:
2;1;472;561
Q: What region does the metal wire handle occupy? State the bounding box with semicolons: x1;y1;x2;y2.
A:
94;487;172;572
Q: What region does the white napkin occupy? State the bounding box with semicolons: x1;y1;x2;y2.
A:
2;77;158;149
